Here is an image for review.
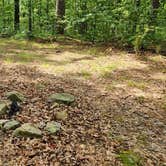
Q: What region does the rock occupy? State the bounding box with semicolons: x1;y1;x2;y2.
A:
0;102;8;116
13;123;42;138
3;120;20;130
48;93;75;105
6;91;24;102
50;103;59;109
0;119;9;129
0;84;6;88
149;143;161;152
55;111;68;121
45;121;61;135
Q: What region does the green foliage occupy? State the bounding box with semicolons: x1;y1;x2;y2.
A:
0;0;165;52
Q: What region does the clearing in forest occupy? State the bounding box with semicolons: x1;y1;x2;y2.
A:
0;39;166;165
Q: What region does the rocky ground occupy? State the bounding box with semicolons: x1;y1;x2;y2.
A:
0;39;166;166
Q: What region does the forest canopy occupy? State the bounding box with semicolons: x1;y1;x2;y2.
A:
0;0;165;52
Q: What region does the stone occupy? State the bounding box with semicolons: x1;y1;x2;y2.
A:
0;84;6;88
0;119;9;129
48;93;75;105
55;111;68;121
3;120;20;130
0;102;8;116
13;123;42;138
45;121;61;135
6;91;24;102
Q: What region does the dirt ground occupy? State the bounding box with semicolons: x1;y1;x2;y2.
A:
0;39;166;166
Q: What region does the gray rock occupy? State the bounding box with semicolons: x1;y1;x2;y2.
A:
48;93;75;105
3;120;20;130
6;91;24;102
45;121;61;135
13;123;42;138
0;102;8;116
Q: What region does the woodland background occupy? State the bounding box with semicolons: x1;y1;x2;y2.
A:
0;0;165;52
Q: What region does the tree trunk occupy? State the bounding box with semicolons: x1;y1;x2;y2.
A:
56;0;65;34
79;1;87;35
152;0;160;20
14;0;20;32
28;0;32;34
2;0;5;29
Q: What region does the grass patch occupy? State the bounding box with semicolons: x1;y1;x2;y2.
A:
162;103;166;111
3;52;44;64
41;62;52;69
77;70;92;78
149;55;164;63
118;151;143;166
136;133;148;145
135;96;145;104
127;80;147;90
161;95;166;111
105;84;115;91
4;57;13;64
100;64;120;78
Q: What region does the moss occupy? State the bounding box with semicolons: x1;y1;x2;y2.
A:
118;151;143;166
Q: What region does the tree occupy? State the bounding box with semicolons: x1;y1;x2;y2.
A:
56;0;65;34
28;0;32;35
14;0;20;32
152;0;160;19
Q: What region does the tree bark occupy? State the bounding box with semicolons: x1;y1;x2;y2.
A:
152;0;160;19
56;0;65;34
79;1;87;34
28;0;32;34
14;0;20;32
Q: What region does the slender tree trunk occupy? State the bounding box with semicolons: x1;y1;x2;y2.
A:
79;1;87;34
46;0;49;31
2;0;5;29
14;0;20;32
28;0;32;34
56;0;65;34
38;0;42;32
133;0;140;33
152;0;160;19
148;0;159;27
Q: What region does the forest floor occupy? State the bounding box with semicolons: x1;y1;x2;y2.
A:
0;38;166;166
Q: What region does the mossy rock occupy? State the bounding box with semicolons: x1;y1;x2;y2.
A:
45;121;61;135
0;102;9;116
6;91;25;102
13;123;42;138
3;120;20;130
0;119;9;129
48;93;75;105
118;151;142;166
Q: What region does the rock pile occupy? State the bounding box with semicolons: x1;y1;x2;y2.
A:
0;92;74;138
